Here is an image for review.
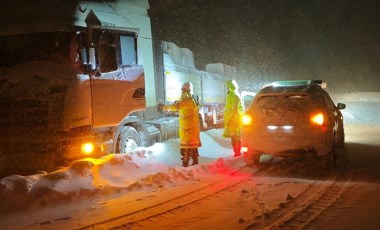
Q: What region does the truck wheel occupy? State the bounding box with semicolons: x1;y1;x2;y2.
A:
116;127;141;154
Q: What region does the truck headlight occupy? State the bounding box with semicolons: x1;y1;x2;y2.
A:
81;142;95;155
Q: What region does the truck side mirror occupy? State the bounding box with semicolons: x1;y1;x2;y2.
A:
82;47;97;75
83;64;100;76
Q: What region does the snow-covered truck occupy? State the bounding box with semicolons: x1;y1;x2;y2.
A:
0;0;163;177
0;0;237;177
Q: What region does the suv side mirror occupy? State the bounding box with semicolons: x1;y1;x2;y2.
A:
337;103;346;110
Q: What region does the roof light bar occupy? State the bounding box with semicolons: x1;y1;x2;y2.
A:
270;80;326;88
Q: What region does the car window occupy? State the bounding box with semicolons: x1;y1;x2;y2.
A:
254;94;310;111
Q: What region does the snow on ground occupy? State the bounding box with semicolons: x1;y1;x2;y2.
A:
0;130;236;212
0;92;379;230
0;130;252;229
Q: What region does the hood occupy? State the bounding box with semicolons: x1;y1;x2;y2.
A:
226;79;238;91
181;82;193;93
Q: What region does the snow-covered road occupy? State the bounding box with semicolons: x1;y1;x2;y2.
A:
0;92;379;230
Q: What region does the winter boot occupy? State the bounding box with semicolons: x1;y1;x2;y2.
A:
181;148;190;167
232;140;241;157
191;148;199;166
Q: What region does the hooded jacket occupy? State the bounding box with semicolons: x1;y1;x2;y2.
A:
164;90;202;148
223;80;244;138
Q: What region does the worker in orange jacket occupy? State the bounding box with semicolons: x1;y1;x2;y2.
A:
164;82;202;167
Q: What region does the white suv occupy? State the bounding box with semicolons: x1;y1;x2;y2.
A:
241;80;345;169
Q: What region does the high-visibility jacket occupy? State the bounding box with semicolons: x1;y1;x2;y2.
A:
223;80;243;138
164;91;202;148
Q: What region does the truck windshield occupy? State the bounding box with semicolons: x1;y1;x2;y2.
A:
0;32;74;67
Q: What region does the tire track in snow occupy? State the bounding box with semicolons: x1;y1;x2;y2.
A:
277;180;352;230
243;176;353;230
73;165;263;230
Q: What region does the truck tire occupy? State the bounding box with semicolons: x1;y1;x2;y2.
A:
116;126;141;154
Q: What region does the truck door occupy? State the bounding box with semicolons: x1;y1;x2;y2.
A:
89;28;146;127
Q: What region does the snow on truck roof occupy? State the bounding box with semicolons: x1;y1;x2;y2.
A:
0;1;136;36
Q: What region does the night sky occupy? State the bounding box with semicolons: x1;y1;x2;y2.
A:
149;0;380;93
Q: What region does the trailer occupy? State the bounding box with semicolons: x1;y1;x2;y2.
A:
153;41;236;130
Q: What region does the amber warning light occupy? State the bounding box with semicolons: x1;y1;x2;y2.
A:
81;142;95;155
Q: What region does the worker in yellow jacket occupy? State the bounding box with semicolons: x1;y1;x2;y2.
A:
164;82;202;167
223;79;244;157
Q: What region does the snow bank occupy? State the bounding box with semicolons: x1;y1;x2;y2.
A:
0;147;243;212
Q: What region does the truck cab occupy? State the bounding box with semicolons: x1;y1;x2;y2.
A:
0;1;149;177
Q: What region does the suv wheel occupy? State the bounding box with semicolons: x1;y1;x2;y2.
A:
337;129;345;149
321;144;337;170
243;151;261;166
